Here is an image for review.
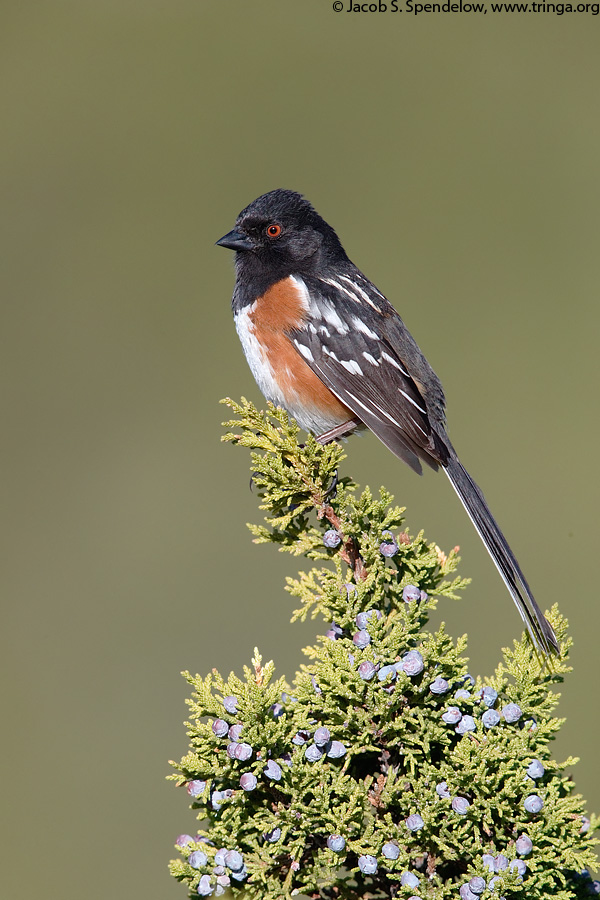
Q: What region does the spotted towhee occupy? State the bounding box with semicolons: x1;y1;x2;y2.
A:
217;189;558;656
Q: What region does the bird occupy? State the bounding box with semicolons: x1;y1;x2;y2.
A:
216;188;559;656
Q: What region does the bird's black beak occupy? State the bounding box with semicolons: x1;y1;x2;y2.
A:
215;229;254;252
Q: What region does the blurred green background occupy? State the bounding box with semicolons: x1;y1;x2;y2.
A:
2;2;598;897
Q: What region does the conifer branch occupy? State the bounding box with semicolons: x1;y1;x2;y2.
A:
167;399;598;900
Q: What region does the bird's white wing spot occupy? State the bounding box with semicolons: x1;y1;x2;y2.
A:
323;275;374;309
295;342;314;362
382;351;409;376
362;351;379;366
352;316;379;340
339;275;381;309
321;304;349;335
340;359;363;376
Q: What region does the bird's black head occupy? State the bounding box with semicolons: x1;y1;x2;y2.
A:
216;189;347;290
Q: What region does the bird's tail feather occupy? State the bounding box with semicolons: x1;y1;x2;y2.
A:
443;454;559;656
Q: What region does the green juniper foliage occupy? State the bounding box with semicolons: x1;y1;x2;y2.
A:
169;398;598;900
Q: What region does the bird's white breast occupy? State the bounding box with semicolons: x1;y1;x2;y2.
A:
234;302;288;409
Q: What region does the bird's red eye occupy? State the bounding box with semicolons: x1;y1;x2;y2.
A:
266;223;282;238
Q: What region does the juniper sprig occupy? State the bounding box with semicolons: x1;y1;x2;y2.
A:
168;398;597;900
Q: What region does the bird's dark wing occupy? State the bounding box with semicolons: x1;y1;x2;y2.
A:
287;271;558;655
288;271;448;474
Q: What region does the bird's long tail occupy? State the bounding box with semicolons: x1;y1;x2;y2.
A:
443;453;559;656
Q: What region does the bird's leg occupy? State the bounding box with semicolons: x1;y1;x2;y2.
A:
315;419;360;498
315;417;362;444
324;468;339;499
